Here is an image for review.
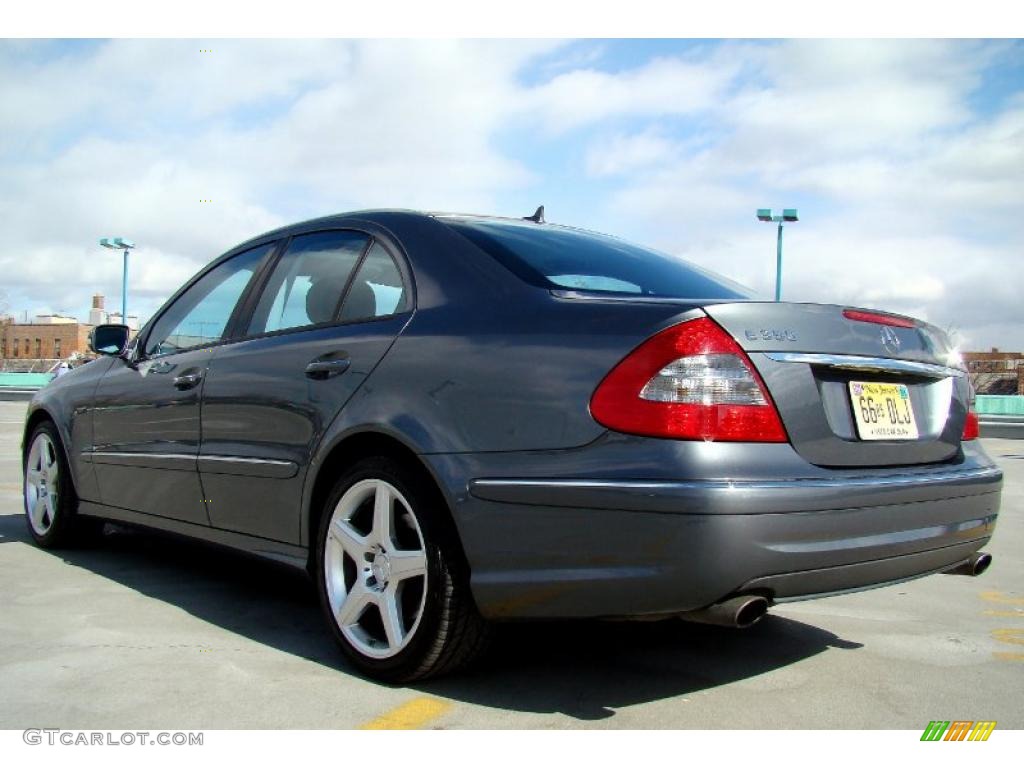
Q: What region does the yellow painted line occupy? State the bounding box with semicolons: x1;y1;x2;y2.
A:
979;590;1024;605
983;609;1024;618
358;697;452;730
993;652;1024;661
991;628;1024;646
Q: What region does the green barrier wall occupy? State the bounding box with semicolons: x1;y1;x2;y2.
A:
0;372;51;389
976;395;1024;416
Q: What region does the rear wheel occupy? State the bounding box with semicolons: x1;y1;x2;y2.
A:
23;422;102;548
316;457;490;682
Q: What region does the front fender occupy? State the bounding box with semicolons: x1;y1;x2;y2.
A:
23;358;114;502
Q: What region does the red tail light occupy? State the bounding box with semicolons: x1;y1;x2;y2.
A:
842;309;916;328
590;316;788;442
962;407;980;441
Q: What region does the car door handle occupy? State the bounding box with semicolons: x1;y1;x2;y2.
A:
305;358;351;380
173;371;204;390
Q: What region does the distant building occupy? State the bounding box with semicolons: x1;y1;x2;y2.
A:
32;314;78;325
107;311;140;332
0;293;143;362
88;293;106;326
87;293;139;331
963;348;1024;395
1;317;93;361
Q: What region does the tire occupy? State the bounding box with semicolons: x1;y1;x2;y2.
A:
315;456;490;682
23;421;103;549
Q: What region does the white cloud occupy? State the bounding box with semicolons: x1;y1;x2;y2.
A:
584;130;684;177
526;53;737;134
214;40;546;210
0;38;1020;354
715;40;993;161
0;39;559;322
0;40;350;146
576;40;1023;350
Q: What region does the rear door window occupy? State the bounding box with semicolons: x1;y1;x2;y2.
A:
247;230;370;335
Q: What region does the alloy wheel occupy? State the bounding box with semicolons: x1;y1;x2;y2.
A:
25;433;59;536
323;478;429;659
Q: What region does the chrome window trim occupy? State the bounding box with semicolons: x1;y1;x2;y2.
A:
763;352;966;379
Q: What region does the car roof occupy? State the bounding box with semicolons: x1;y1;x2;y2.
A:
227;208;610;255
227;209;426;251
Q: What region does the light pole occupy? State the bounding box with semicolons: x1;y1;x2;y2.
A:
756;209;798;302
99;237;136;325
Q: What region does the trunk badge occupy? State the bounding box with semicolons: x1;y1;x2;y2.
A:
743;329;798;342
880;326;901;354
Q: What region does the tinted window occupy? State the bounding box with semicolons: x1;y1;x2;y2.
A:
445;218;753;299
145;243;274;357
248;230;369;335
339;243;408;322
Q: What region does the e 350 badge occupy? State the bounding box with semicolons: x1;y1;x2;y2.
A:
744;328;798;342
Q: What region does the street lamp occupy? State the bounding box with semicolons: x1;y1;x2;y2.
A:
99;237;136;325
756;209;798;302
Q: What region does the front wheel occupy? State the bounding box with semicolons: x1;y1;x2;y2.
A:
315;457;490;682
23;421;102;548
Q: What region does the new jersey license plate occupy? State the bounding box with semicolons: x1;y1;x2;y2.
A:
849;381;919;441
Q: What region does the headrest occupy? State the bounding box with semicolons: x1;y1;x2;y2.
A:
305;277;345;325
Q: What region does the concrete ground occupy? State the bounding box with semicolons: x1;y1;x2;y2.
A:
0;399;1020;729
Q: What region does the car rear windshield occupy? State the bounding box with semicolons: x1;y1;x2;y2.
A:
443;218;753;300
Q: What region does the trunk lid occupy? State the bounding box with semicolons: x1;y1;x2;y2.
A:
702;302;970;467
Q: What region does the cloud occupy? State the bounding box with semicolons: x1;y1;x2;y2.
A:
0;39;559;322
525;53;738;134
0;40;350;150
208;40;547;210
0;38;1020;354
577;40;1023;350
584;130;680;177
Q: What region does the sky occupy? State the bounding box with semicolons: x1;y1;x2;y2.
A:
0;38;1022;350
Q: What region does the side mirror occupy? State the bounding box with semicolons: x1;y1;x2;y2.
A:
90;324;131;356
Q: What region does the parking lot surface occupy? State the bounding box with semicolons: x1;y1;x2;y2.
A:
0;400;1021;729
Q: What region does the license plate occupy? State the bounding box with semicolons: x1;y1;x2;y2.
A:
849;381;919;440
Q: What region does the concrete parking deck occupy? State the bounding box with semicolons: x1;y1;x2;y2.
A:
0;400;1020;729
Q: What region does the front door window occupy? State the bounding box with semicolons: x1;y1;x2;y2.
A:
144;243;275;358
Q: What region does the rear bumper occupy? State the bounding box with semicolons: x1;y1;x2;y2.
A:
449;457;1001;619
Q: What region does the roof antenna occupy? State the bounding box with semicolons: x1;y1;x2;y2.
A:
524;205;545;224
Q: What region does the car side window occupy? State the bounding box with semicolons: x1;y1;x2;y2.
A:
338;242;409;322
144;243;274;357
247;230;370;335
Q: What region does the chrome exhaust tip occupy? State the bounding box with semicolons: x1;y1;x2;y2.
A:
678;595;770;629
944;552;993;577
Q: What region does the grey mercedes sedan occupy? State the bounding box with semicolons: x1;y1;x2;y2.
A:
22;209;1001;681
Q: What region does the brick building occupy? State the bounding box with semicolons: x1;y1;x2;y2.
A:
0;315;93;361
963;348;1024;395
0;295;136;362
